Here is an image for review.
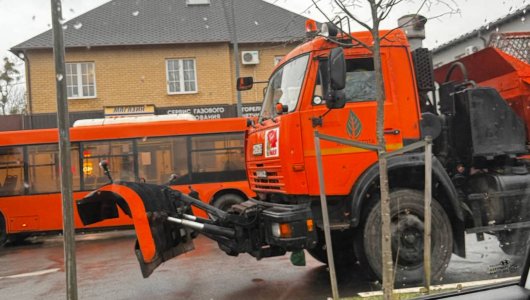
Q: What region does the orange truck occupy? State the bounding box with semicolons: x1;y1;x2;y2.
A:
77;23;530;282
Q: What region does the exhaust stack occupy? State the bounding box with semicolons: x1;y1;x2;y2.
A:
398;14;427;50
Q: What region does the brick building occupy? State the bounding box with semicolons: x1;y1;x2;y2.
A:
10;0;310;129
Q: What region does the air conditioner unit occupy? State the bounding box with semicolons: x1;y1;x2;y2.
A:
241;51;260;65
465;45;478;56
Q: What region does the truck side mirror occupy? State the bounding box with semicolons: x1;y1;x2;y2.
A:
237;77;254;91
323;47;347;109
329;47;346;90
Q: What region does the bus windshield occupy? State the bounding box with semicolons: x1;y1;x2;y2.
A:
259;54;309;122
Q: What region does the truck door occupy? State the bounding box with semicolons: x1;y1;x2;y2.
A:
299;53;404;196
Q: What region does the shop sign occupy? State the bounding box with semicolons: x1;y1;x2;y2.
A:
104;104;155;117
161;105;233;120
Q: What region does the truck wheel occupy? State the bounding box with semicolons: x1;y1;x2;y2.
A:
306;227;356;266
212;194;244;212
0;213;7;247
498;230;530;256
354;189;453;283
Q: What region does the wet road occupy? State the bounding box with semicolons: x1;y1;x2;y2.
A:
0;231;523;299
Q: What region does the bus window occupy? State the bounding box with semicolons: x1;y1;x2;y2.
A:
0;147;24;196
70;145;81;191
81;140;135;189
27;144;81;194
27;144;60;193
137;136;189;185
190;133;245;183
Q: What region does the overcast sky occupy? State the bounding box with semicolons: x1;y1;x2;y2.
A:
0;0;528;60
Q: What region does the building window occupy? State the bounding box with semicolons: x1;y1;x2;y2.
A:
66;62;96;99
166;59;198;94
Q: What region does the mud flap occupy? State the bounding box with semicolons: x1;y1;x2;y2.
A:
77;182;195;278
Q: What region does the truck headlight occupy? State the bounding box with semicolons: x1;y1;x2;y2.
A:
271;222;293;238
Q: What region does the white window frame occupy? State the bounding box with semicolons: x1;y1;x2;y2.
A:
186;0;210;5
65;62;97;99
166;58;198;95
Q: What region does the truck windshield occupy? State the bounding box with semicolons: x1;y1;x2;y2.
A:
259;54;309;121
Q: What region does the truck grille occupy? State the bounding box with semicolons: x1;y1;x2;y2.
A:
248;159;286;193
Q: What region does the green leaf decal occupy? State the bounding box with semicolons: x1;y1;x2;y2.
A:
346;110;362;139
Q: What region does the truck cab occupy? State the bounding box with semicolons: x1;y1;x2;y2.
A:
245;30;420;205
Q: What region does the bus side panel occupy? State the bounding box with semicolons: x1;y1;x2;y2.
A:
1;192;133;234
1;180;256;234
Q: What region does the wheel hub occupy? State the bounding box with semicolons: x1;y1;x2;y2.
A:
391;214;424;267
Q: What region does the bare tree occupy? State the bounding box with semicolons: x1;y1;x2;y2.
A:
311;0;457;297
0;56;24;115
7;85;27;115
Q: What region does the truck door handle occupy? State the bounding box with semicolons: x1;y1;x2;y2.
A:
384;129;400;135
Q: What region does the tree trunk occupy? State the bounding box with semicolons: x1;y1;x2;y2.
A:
370;4;393;299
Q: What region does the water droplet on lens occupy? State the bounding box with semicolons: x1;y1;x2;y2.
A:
57;74;64;81
18;53;25;59
132;11;139;16
203;17;207;21
62;24;68;30
74;21;83;29
254;21;259;25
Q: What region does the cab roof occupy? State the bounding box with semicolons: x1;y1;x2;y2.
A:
276;29;410;70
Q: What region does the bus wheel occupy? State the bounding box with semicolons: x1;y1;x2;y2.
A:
306;227;356;266
0;213;7;247
354;189;453;283
212;194;244;212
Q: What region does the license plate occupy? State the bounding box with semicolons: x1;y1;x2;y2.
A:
256;170;267;178
253;143;263;156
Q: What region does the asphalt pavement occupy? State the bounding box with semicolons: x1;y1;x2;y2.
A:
0;231;523;299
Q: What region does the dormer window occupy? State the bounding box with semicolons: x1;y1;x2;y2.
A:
186;0;210;5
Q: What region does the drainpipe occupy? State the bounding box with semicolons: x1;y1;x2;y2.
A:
23;50;33;129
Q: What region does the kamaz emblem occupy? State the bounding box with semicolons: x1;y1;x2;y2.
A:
346;110;362;139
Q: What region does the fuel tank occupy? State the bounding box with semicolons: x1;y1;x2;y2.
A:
467;170;530;225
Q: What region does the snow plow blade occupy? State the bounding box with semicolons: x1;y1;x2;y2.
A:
77;182;195;278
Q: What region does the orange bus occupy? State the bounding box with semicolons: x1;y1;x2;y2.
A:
0;117;254;245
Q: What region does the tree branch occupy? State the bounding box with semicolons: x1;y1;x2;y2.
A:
311;0;372;50
334;0;373;32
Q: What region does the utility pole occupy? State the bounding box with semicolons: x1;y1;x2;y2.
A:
51;0;78;299
230;0;242;117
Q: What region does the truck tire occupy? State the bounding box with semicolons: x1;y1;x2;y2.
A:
306;227;356;266
354;189;453;283
212;193;244;212
498;230;530;256
0;213;7;247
